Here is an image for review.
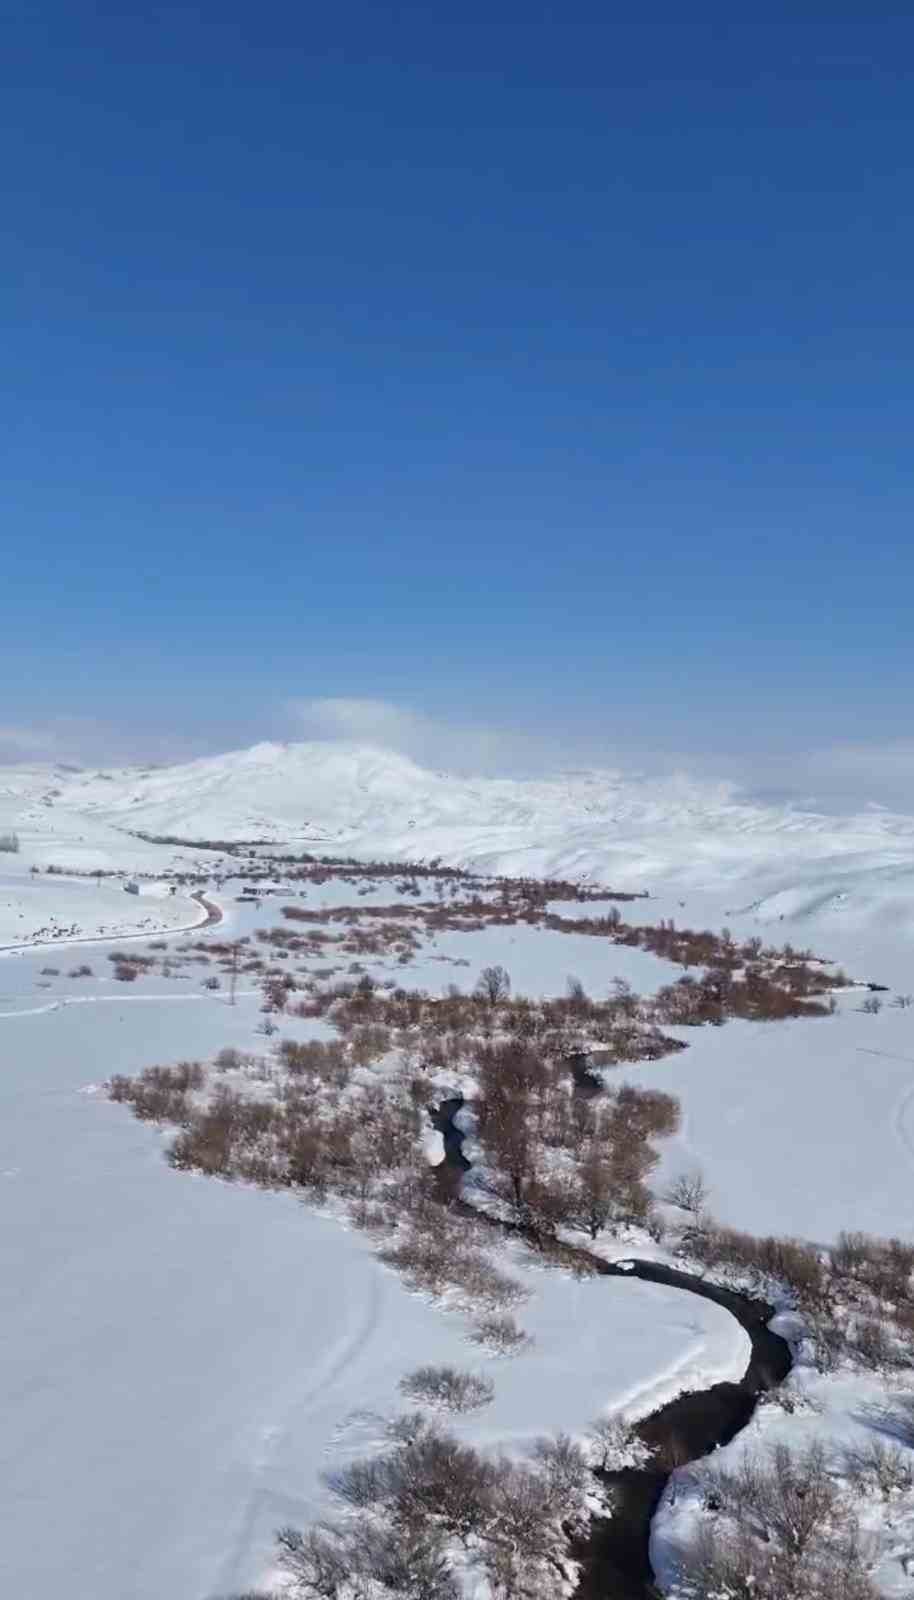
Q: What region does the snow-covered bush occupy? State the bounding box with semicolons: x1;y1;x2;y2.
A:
469;1312;532;1354
695;1441;878;1600
844;1436;913;1498
588;1413;652;1471
0;832;19;853
274;1418;587;1600
398;1365;495;1413
277;1519;458;1600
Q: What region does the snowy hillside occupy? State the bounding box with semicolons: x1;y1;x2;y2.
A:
4;739;914;978
3;739;914;886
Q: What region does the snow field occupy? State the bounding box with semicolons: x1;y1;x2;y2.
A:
0;935;746;1600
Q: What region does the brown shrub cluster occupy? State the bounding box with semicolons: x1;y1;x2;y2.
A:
108;1061;205;1123
690;1223;827;1308
270;1413;589;1600
472;1039;679;1243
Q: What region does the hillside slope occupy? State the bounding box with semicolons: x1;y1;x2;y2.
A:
3;740;914;980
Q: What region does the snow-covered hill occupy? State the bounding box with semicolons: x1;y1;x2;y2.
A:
4;738;914;978
3;738;913;875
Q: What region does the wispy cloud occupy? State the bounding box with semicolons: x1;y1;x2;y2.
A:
5;695;914;818
286;697;914;813
0;718;200;770
285;696;563;776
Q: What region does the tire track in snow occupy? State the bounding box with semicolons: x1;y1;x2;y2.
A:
0;989;257;1021
214;1258;386;1593
856;1050;914;1179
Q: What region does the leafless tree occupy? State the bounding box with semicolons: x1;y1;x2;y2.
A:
228;941;243;1005
664;1169;709;1216
574;1148;616;1239
476;964;511;1007
531;1432;590;1509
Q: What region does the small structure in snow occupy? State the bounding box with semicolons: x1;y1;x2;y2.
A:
124;880;140;896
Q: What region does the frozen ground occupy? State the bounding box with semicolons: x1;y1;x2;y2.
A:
0;935;745;1600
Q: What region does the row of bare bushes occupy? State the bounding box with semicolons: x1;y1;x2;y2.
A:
252;1414;591;1600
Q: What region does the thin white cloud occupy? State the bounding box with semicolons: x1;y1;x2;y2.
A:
6;696;914;817
287;698;914;813
0;718;198;770
286;696;553;776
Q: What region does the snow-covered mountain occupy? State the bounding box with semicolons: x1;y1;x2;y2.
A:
2;738;914;879
4;740;914;976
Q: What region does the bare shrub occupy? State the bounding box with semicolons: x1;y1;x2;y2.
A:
861;994;882;1014
588;1413;651;1471
831;1230;914;1302
664;1169;709;1215
688;1518;876;1600
108;1061;204;1123
0;832;19;852
475;964;511;1006
275;1524;347;1597
398;1365;495;1412
844;1436;913;1497
68;963;93;977
277;1038;348;1085
531;1431;590;1508
690;1224;825;1307
379;1215;527;1311
831;1230;870;1278
850;1315;904;1370
695;1441;877;1600
277;1519;457;1600
469;1313;532;1354
807;1311;847;1373
350;1023;392;1066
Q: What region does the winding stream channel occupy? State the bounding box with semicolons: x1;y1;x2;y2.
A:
431;1096;793;1600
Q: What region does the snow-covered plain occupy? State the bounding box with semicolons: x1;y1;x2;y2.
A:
6;741;914;1243
0;868;206;948
0;937;744;1600
6;740;914;969
627;996;914;1244
7;739;914;1595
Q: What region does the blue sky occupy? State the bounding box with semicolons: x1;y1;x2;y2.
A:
4;4;914;799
